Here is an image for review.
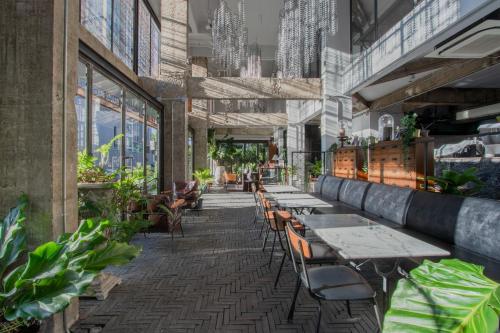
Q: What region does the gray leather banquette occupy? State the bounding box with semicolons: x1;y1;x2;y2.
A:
313;175;500;280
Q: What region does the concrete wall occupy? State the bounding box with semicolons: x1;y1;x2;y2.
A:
0;0;80;329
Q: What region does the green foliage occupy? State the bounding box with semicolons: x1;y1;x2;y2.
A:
307;160;322;178
77;151;114;183
0;198;140;324
95;134;124;169
384;259;500;333
77;134;124;184
193;168;214;193
429;167;484;196
328;143;338;153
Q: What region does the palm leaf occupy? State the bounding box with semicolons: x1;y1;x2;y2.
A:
384;259;500;333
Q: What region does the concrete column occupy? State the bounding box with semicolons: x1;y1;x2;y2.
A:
321;0;352;155
189;57;209;171
0;0;80;330
160;0;188;186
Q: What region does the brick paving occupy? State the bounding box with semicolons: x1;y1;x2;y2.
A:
72;192;385;333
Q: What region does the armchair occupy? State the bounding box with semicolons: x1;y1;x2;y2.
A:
174;180;199;208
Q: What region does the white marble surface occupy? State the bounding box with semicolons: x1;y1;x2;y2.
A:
314;224;450;260
297;214;376;229
263;185;301;193
273;193;331;209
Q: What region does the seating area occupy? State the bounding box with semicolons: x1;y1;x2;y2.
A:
4;0;500;332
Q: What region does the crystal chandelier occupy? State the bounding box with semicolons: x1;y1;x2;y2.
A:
212;0;248;75
276;0;338;78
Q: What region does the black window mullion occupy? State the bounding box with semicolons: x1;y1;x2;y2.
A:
121;89;126;171
133;0;139;74
87;61;93;155
143;104;147;193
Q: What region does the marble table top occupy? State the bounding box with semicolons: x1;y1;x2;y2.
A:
263;185;302;193
296;214;376;229
275;195;332;209
305;214;450;260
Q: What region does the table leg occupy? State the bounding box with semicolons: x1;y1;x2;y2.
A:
372;259;400;313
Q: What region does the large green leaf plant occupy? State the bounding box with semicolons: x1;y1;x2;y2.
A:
0;196;140;326
384;259;500;333
429;167;484;196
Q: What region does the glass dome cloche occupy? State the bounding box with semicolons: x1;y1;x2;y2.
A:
378;114;395;141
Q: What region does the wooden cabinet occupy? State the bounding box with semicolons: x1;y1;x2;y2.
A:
333;147;367;180
331;138;434;190
368;138;434;189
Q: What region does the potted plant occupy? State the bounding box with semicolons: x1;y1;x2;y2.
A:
0;196;140;332
429;167;484;196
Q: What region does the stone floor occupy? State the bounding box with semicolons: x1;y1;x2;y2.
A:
72;193;386;333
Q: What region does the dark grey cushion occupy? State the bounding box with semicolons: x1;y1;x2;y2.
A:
364;183;414;225
454;197;500;261
406;191;465;244
320;176;344;201
338;179;371;210
314;175;327;193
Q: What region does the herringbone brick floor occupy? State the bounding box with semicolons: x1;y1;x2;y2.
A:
72;193;385;333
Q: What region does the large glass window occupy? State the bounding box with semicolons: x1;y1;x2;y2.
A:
113;0;135;69
92;70;123;173
76;62;88;152
75;59;162;192
80;0;159;77
125;91;145;169
146;106;160;193
81;0;113;49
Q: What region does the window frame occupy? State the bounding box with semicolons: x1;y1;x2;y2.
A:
79;0;160;77
78;54;163;192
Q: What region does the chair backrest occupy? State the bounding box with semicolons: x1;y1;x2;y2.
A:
363;183;414;225
286;222;313;287
274;210;292;231
320;176;344;201
406;191;465;244
454;197;500;261
338;179;371;209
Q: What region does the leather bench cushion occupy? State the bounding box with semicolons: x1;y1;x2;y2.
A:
454;197;500;262
314;175;328;193
338;179;371;209
406;191;465;244
398;228;500;282
320;176;344;201
364;183;414;225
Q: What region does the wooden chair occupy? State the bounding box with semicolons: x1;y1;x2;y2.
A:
167;199;186;241
285;222;382;332
223;172;238;190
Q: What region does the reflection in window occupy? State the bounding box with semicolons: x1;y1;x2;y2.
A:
81;0;113;49
138;0;151;77
92;70;123;173
113;0;135;69
76;61;88;152
151;22;160;78
125;91;145;170
146;106;160;193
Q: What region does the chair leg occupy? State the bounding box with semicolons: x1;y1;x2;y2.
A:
287;276;301;322
180;224;184;237
268;232;277;267
274;253;287;288
346;300;352;318
259;220;265;238
373;298;382;332
262;225;270;251
316;301;322;333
